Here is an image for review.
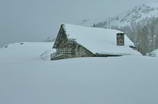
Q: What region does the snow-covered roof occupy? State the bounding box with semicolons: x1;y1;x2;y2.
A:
62;24;140;55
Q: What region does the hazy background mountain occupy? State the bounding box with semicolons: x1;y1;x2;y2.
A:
0;0;154;45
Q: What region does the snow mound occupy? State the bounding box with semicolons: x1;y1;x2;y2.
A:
40;50;52;60
0;42;53;63
148;49;158;57
40;49;56;61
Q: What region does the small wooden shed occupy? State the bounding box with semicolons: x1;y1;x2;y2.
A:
51;24;139;60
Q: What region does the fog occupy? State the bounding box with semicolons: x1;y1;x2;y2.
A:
0;0;154;43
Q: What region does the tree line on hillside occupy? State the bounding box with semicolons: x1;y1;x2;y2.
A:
121;17;158;55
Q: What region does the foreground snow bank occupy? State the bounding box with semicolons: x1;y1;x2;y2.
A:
0;42;158;104
0;42;53;63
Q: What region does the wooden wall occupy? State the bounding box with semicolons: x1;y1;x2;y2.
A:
52;40;94;60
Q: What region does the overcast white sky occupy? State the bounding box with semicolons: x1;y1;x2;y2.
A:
0;0;155;43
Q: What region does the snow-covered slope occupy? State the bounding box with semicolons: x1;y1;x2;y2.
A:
0;42;158;104
0;42;53;63
94;2;158;28
148;48;158;57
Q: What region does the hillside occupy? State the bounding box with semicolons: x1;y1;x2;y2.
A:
94;2;158;28
0;42;158;104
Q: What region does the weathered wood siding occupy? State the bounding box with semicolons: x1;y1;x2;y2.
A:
53;24;67;48
52;39;94;60
52;24;94;60
75;44;94;57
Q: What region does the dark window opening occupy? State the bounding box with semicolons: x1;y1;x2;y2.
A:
117;33;124;46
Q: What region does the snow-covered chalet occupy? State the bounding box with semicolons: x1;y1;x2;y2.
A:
51;24;140;60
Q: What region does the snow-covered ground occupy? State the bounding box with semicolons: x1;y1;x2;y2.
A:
0;42;158;104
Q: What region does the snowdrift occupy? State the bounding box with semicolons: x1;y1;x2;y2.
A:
0;42;158;104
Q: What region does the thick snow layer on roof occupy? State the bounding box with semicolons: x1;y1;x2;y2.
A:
63;24;140;55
